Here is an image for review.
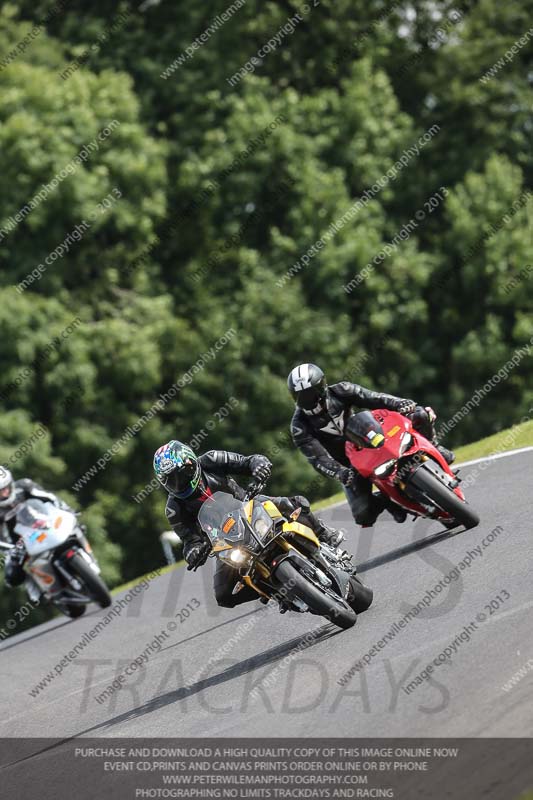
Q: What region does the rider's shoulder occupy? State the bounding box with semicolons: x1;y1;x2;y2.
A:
199;450;223;471
14;478;38;494
330;380;359;394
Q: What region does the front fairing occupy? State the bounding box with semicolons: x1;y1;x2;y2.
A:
197;492;277;554
346;409;454;479
346;411;410;477
346;409;464;515
14;500;77;556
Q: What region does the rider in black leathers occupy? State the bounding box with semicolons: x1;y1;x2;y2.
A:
288;363;454;527
154;442;343;608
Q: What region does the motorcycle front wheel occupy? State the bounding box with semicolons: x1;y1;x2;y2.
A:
408;465;480;529
67;553;112;608
56;602;87;619
274;560;356;630
347;576;373;614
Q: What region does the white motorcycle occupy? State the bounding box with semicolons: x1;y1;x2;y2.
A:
0;498;111;618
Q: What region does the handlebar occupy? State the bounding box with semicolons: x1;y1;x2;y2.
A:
0;541;14;551
244;479;268;502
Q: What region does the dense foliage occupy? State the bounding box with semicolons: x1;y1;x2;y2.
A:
0;0;532;627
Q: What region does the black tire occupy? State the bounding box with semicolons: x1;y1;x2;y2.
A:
347;576;373;614
68;553;112;608
62;603;87;619
408;465;480;529
274;560;356;630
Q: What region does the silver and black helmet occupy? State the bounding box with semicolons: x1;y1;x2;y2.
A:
287;363;327;412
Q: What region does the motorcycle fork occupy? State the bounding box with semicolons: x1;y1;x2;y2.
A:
243;537;303;600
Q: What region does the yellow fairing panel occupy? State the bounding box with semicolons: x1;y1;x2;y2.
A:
262;500;283;519
282;521;320;547
244;500;254;522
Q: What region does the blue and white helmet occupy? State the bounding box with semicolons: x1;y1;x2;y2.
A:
153;441;201;499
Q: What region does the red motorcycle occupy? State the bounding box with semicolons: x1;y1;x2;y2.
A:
345;409;479;529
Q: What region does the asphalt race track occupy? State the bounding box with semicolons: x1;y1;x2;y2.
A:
1;448;532;740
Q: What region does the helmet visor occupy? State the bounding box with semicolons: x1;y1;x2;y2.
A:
163;460;199;495
0;484;12;499
295;385;326;411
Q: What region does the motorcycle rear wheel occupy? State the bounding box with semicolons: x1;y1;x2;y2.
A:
408;465;480;529
274;560;356;630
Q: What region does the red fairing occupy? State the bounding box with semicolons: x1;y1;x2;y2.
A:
345;409;464;520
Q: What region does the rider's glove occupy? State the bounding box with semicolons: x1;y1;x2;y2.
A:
185;542;211;571
424;406;437;424
397;400;417;416
250;455;272;482
337;467;356;488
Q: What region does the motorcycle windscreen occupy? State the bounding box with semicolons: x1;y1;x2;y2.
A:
14;499;56;555
197;491;245;544
345;411;385;448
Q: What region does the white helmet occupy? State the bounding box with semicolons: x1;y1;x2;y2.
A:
0;467;16;508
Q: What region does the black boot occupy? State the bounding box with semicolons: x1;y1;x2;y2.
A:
386;503;407;523
316;521;345;548
437;445;455;464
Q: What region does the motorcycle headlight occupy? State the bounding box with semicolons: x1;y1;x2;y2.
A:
254;518;271;537
230;548;246;564
374;459;396;478
399;432;414;455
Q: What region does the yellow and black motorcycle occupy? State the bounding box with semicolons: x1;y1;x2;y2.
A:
197;483;373;630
